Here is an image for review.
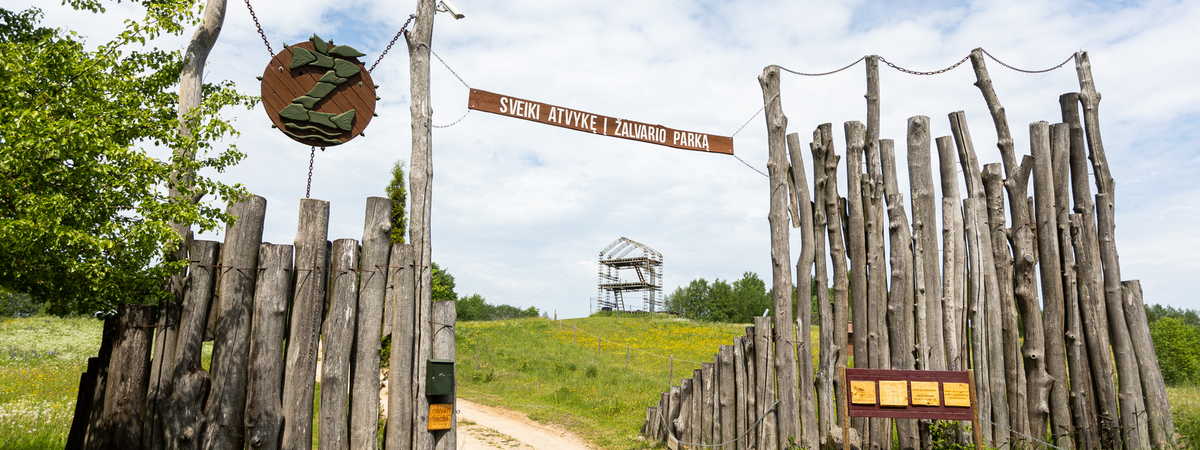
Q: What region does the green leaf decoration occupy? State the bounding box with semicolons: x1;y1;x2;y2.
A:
331;109;356;131
303;82;338;99
279;104;311;121
329;45;366;58
284;130;343;145
290;47;317;68
333;59;361;78
292;95;321;109
307;111;339;129
310;34;329;54
286;123;343;136
312;52;335;68
318;70;347;85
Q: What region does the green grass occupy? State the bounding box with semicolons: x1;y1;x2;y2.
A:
1168;385;1200;449
455;315;749;450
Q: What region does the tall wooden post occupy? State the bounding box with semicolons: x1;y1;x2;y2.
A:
282;199;330;450
810;125;837;448
787;132;819;450
880;137;917;450
1037;124;1075;450
759;64;799;447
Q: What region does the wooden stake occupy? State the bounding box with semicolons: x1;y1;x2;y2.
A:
787;131;819;450
244;244;293;450
162;240;219;449
351;198;392;450
881;138;918;450
907;116;944;373
385;244;416;450
282;198;329;450
319;239;361;450
811;126;838;446
1122;280;1175;448
1038;124;1075;450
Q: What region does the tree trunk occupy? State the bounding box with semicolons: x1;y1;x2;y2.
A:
907;116;944;373
760;65;799;448
719;345;735;448
244;244;292;450
281;199;330;450
100;304;157;450
881;138;917;450
864;132;891;450
703;361;717;446
164;240;219;450
202;195;266;450
934;136;966;373
1051;103;1101;449
1064;92;1121;449
320;239;360;450
733;337;748;449
810;127;837;448
824;125;851;415
1037;123;1076;450
1122;280;1175;449
386;244;416;450
787;132;819;450
351;198;392;450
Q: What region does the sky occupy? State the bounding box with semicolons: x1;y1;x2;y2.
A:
11;0;1200;318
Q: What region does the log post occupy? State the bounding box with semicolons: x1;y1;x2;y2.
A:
702;361;716;446
823;125;850;392
760;65;799;447
1065;91;1121;448
864;131;891;450
163;240;219;450
811;126;838;447
203;195;267;450
351;198;393;450
100;304;158;450
719;345;735;449
845;122;868;380
1076;51;1149;450
431;301;457;450
787;131;819;450
320;239;361;450
386;244;416;450
743;331;757;450
880;138;917;450
681;379;694;445
244;243;293;450
145;279;182;450
85;318;117;450
733;337;748;449
1051;106;1101;449
693;369;704;447
934;136;966;374
1038;124;1076;449
281;199;331;450
907;116;944;373
1122;280;1175;448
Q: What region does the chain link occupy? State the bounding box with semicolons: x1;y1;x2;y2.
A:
243;0;274;57
982;48;1076;74
370;15;416;72
780;55;867;77
879;54;971;75
305;147;318;198
432;109;471;129
431;49;470;88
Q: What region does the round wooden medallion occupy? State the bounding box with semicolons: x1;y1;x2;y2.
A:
260;37;376;147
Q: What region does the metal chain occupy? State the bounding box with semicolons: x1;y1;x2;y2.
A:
370;15;416;72
243;0;274;57
780;55;867;76
432;109;471;129
982;48;1076;74
879;54;971;75
431;49;470;88
731;93;777;138
305;146;317;198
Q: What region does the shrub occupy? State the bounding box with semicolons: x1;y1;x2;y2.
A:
1150;317;1200;385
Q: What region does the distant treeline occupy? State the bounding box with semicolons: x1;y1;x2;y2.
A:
664;272;774;323
457;294;540;321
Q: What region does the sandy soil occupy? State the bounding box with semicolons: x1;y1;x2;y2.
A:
454;398;596;450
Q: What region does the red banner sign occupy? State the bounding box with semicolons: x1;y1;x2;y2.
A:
467;89;734;155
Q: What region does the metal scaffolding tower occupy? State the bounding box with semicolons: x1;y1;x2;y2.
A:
597;237;663;313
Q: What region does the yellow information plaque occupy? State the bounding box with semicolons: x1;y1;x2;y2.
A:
428;403;454;430
850;380;877;405
910;381;941;406
943;382;971;407
879;380;909;407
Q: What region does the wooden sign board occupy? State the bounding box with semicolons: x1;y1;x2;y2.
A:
839;367;982;450
261;34;376;147
428;403;453;431
467;89;734;155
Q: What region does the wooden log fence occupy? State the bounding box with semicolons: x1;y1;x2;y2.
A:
66;195;453;450
636;50;1172;450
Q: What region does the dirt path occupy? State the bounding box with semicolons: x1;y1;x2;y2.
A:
455;398;596;450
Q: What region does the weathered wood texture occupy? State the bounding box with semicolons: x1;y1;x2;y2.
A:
99;304;157;450
759;65;799;448
934;136;965;373
732;339;747;449
144;286;181;450
865;127;891;450
786;131;818;450
1123;280;1175;448
907;116;944;373
281;199;330;450
718;345;735;448
702;362;716;446
1039;123;1075;450
203;195;266;450
85;318;117;450
810;126;838;447
752;318;776;450
244;244;293;450
823;126;851;395
351;198;392;450
162;240;219;450
432;300;457;450
880;138;917;450
385;244;416;450
319;239;360;450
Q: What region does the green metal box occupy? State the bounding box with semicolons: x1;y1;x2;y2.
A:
426;359;455;396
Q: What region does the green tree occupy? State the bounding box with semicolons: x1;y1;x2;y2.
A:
0;6;251;315
1150;317;1200;385
666;278;710;320
431;262;457;303
457;293;490;321
730;271;771;322
386;160;408;244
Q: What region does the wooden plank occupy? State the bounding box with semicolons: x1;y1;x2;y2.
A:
467;89;733;155
351;197;393;450
281;199;331;450
244;243;293;450
431;300;457;450
100;304;158;450
202;195;267;450
385;244;416;450
163;239;219;450
320;238;361;450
